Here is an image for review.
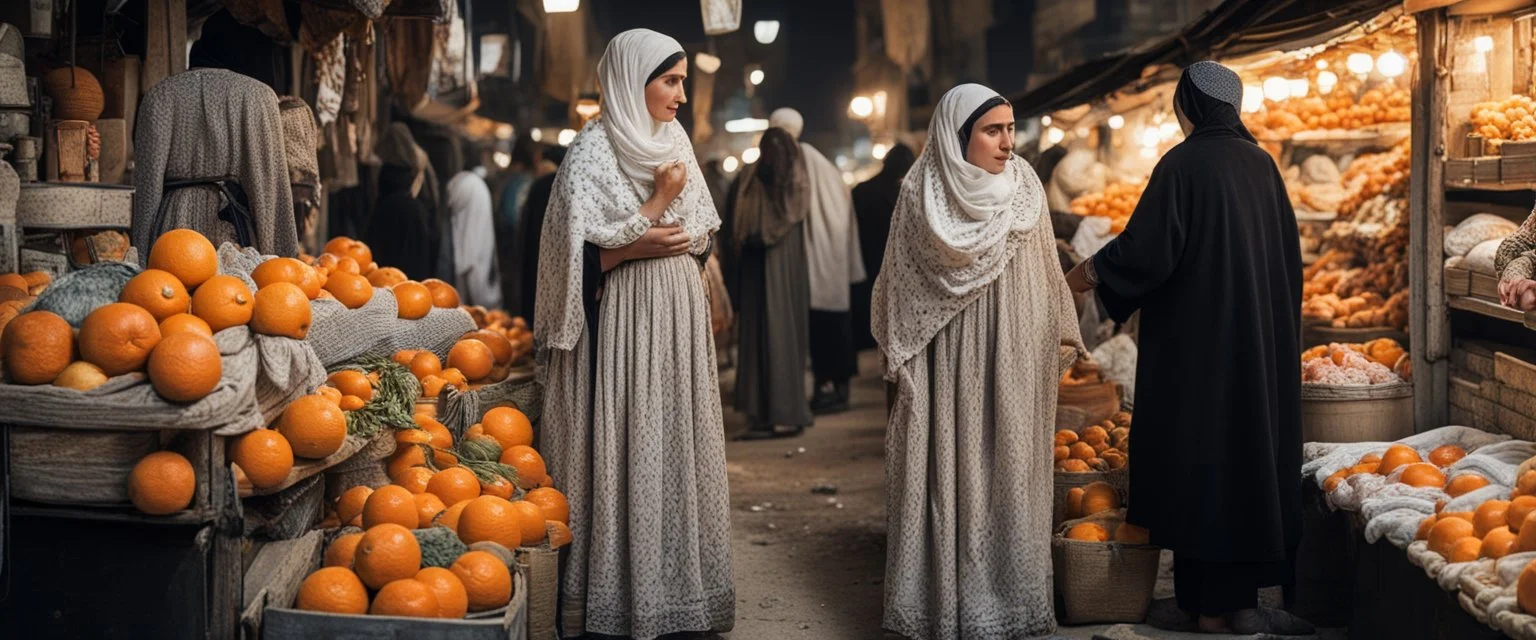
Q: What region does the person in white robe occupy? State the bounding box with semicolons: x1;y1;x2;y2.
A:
769;107;866;413
446;170;503;309
533;28;734;640
873;84;1085;640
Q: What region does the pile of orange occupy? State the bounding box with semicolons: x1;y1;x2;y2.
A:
2;230;225;405
299;236;464;317
0;271;50;338
1053;411;1131;474
462;307;533;366
394;334;508;399
1320;444;1482;495
297;403;573;619
229;370;378;492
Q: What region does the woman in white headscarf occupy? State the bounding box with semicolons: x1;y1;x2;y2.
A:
873;84;1084;640
534;28;734;639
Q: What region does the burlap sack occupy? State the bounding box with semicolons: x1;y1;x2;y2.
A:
438;374;543;438
218;244;475;367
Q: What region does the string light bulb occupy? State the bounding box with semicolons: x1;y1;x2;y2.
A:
749;69;765;85
1041;115;1052;127
1242;85;1264;113
1346;53;1374;75
1263;77;1290;102
742;147;761;164
1108;115;1125;130
557;129;576;146
1289;79;1310;99
723;156;740;173
872;143;889;159
1376;51;1406;78
1316;59;1329;70
753;20;780;44
850;96;873;118
1317;71;1338;95
1474;36;1494;54
693;52;722;74
543;0;579;13
1047;127;1065;144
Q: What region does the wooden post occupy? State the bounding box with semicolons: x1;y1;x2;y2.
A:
1412;10;1450;432
141;0;187;94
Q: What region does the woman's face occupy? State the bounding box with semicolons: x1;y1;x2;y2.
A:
965;104;1015;175
645;59;688;123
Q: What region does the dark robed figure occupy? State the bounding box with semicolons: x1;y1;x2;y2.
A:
1069;61;1310;635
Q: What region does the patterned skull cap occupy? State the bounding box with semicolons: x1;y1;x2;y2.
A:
1185;61;1243;113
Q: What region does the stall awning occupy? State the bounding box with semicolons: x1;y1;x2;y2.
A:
1012;0;1401;118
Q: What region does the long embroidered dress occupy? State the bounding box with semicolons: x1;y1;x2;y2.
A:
874;85;1084;640
535;118;735;639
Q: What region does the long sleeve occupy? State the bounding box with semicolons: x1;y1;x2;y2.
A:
1497;205;1536;283
1091;161;1186;323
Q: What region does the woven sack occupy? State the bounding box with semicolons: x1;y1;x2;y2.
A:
517;546;560;640
245;474;325;541
438;374;544;438
1052;510;1160;625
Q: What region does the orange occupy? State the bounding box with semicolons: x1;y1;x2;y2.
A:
1057;459;1091;473
159;313;213;338
148;332;223;402
398;466;435;495
462;330;514;365
324;237;374;270
448;339;494;382
336;486;374;525
1512;496;1536;533
79;302;162;376
190;275;255;333
119;269;190;321
1448;474;1490;498
465;424;485;441
333;256;362;276
250;282;312;339
324;272;373;309
340;395;366;411
420;375;448;398
277;395;348;459
510;500;547;544
1360;452;1383;464
415;492;448;528
371;578;440;618
500;446;547;490
368;267;409;289
1115;523;1151;544
355;523;423;590
296;567;369;615
440;499;471;532
1484;526;1519;559
396;428;434;447
547;521;573;549
1427;517;1476;558
394;281;433;320
409;351;443;381
1066;523;1110;541
393;349;422;366
128;451;197;515
415;567;470;619
1520;512;1536;553
314;385;344;405
1054;430;1079;446
1068;442;1095;461
148;229;218;289
450;550;513;612
1080;425;1109;446
415;415;454;449
1378;444;1422;476
423;279;460;308
1523;561;1536;614
53;361;109;391
230;429;294;489
0;273;25;290
389;445;431;482
457;496;523;549
440;368;468;390
427;467;482;507
1065;487;1086;519
251;257;310;290
1398;463;1446;489
525;487;570;524
1520;470;1536;498
480;476;515;500
324;532;364;568
1449;537;1482;563
1053;445;1071;462
1430;445;1467;468
482;407;533;449
363;485;421;530
328;370;375;403
1080;481;1120;517
1476;500;1511;537
1416;515;1438;541
2;311;74;384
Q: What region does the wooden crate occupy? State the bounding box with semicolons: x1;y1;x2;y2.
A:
1499;405;1536;441
1472;272;1502;300
1496;352;1536;397
1445;265;1472;297
8;426;229;520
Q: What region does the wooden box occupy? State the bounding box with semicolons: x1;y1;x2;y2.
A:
1501;154;1536;183
1472;272;1502;300
1446;158;1477;186
8;426;230;522
1499;405;1536;441
1476;157;1503;183
1445;265;1472;297
1495;352;1536;397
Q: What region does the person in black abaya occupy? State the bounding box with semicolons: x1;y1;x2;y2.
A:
851;143;916;351
1066;61;1311;636
519;145;566;325
366;124;436;280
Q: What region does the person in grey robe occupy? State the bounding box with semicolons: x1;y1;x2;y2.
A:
720;127;813;440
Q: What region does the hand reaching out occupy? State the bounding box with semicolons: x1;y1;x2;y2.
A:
1500;279;1536;311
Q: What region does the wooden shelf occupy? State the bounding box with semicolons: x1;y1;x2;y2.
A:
10;502;215;527
1445;157;1536;191
1449;295;1536;328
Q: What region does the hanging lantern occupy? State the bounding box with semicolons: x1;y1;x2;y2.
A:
753;21;780;44
544;0;579;13
700;0;742;36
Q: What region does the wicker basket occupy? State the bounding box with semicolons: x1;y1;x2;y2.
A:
1052;468;1130;528
1052;511;1160;625
1301;382;1413;443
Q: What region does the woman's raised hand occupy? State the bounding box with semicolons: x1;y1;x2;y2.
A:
1500;278;1536;311
640;161;688;220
